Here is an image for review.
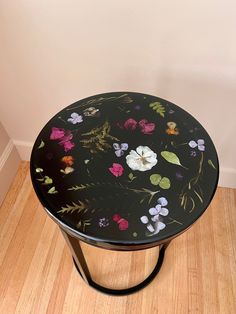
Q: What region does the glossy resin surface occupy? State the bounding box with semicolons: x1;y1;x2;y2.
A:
30;92;219;248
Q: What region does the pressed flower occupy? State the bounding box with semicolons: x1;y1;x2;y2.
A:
50;128;75;152
138;119;155;135
189;139;205;151
61;156;74;166
98;218;109;227
61;141;75;152
60;166;74;174
113;214;129;230
126;146;157;171
140;197;169;235
166;122;179;135
83;107;100;117
124;118;137;130
50;127;65;140
190;150;197;157
109;163;124;177
113;143;128;157
67;112;83;124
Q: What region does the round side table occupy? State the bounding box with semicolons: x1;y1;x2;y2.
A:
30;92;219;295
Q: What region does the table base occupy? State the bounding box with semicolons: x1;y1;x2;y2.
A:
61;228;170;296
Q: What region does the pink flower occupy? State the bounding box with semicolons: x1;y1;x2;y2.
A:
117;118;155;135
124;118;137;130
139;119;155;135
50;127;65;140
58;132;73;144
113;214;129;231
50;127;75;152
109;163;124;177
61;141;75;152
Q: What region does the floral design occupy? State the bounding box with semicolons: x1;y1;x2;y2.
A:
126;146;157;171
31;92;218;240
50;127;75;152
140;197;169;235
61;156;74;166
113;143;129;157
109;163;124;177
60;167;74;175
118;118;155;135
123;118;137;130
189;139;205;151
99;218;109;227
113;214;129;230
166;122;179;135
83;107;100;117
67;112;83;124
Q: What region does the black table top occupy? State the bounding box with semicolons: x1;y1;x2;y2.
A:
30;92;219;250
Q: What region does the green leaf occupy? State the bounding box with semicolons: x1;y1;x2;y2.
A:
35;168;43;173
161;151;185;168
208;159;216;170
37;140;45;149
43;176;53;185
150;174;162;186
48;186;58;194
128;173;134;179
159;177;171;189
36;178;44;182
149;102;165;117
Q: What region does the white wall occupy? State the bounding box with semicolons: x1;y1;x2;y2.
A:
0;1;235;187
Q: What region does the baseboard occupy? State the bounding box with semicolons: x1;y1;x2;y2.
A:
219;167;236;189
0;140;21;205
13;140;236;189
13;140;33;161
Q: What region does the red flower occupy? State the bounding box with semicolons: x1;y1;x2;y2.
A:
124;118;137;130
112;214;129;231
109;163;124;177
113;214;121;222
118;219;129;230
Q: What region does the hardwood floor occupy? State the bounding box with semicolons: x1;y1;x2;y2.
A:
0;162;235;314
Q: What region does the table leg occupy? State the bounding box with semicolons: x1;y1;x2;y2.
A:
60;228;171;296
60;228;92;284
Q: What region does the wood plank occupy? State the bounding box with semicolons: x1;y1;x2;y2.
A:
0;162;235;314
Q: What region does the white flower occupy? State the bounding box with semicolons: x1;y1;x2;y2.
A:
126;146;157;171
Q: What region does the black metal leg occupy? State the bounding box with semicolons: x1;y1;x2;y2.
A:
60;228;92;284
60;228;170;296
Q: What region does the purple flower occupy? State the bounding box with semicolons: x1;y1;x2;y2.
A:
67;113;83;124
189;139;205;151
98;218;109;227
190;150;197;157
113;143;129;157
140;197;169;235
